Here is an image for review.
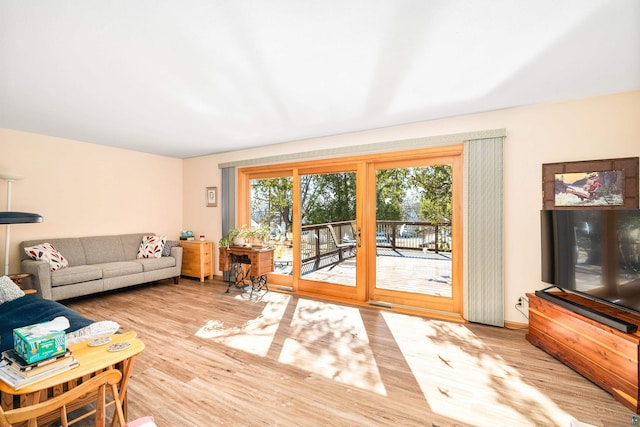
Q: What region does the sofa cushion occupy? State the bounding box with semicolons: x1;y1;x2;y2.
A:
81;236;126;264
134;256;176;272
51;265;103;287
23;243;69;271
96;261;143;279
137;235;166;259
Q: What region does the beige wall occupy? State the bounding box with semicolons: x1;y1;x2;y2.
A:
0;129;183;273
183;90;640;324
1;91;637;324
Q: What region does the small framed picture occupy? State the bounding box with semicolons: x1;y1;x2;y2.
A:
206;187;218;207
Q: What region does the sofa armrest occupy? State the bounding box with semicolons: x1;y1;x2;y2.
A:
21;259;53;300
171;246;183;276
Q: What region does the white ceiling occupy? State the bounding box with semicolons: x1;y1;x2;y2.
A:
1;1;639;159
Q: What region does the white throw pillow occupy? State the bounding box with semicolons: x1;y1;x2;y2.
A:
0;275;25;304
137;235;166;259
23;242;69;271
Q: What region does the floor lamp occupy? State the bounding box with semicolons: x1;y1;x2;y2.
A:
0;173;43;276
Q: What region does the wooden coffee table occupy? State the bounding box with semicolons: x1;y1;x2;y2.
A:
0;331;144;426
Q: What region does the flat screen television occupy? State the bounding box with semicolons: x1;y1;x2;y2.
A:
540;209;640;326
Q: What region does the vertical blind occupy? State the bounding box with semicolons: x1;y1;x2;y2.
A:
463;136;504;326
221;166;236;282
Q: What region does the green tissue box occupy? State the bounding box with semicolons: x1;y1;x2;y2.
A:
13;323;66;364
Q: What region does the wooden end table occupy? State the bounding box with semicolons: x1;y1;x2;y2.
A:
8;273;36;294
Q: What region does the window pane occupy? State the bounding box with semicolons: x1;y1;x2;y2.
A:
375;165;453;297
299;171;356;286
250;177;293;275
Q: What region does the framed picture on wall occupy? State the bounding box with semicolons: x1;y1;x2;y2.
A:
542;157;638;209
206;187;218;207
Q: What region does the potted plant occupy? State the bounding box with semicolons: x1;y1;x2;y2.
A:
218;236;230;249
238;224;270;247
219;225;269;248
218;227;239;248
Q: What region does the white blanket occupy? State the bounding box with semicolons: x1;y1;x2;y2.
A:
65;320;120;345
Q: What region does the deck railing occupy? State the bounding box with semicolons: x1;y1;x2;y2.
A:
299;220;355;274
374;220;452;253
292;220;451;275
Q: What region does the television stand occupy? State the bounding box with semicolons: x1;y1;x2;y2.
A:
534;289;638;333
526;291;640;414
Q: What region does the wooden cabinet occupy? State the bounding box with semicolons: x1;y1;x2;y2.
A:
526;292;640;413
180;240;213;282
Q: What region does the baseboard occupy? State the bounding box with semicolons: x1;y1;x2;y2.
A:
504;320;528;330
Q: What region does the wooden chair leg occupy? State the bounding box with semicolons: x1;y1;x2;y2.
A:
96;384;106;427
110;383;126;427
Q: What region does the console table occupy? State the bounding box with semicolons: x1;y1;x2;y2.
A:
219;247;274;297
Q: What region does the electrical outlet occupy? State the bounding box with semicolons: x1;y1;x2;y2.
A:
516;297;524;307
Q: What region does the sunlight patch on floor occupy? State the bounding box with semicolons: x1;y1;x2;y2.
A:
381;311;574;427
195;292;290;356
278;298;386;395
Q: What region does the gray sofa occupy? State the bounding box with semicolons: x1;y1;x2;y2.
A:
19;233;183;301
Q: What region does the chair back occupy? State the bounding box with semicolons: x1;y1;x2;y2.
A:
0;369;126;427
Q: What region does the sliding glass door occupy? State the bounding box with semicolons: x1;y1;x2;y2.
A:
367;153;462;315
238;145;462;316
296;164;362;300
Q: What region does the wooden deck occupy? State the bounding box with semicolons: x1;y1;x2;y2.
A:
299;249;453;297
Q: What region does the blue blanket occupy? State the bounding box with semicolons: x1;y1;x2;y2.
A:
0;294;94;352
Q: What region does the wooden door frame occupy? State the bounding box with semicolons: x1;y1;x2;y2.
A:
237;144;463;316
295;163;362;300
366;150;463;315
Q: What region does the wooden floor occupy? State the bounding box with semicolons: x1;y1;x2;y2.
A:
65;279;637;427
